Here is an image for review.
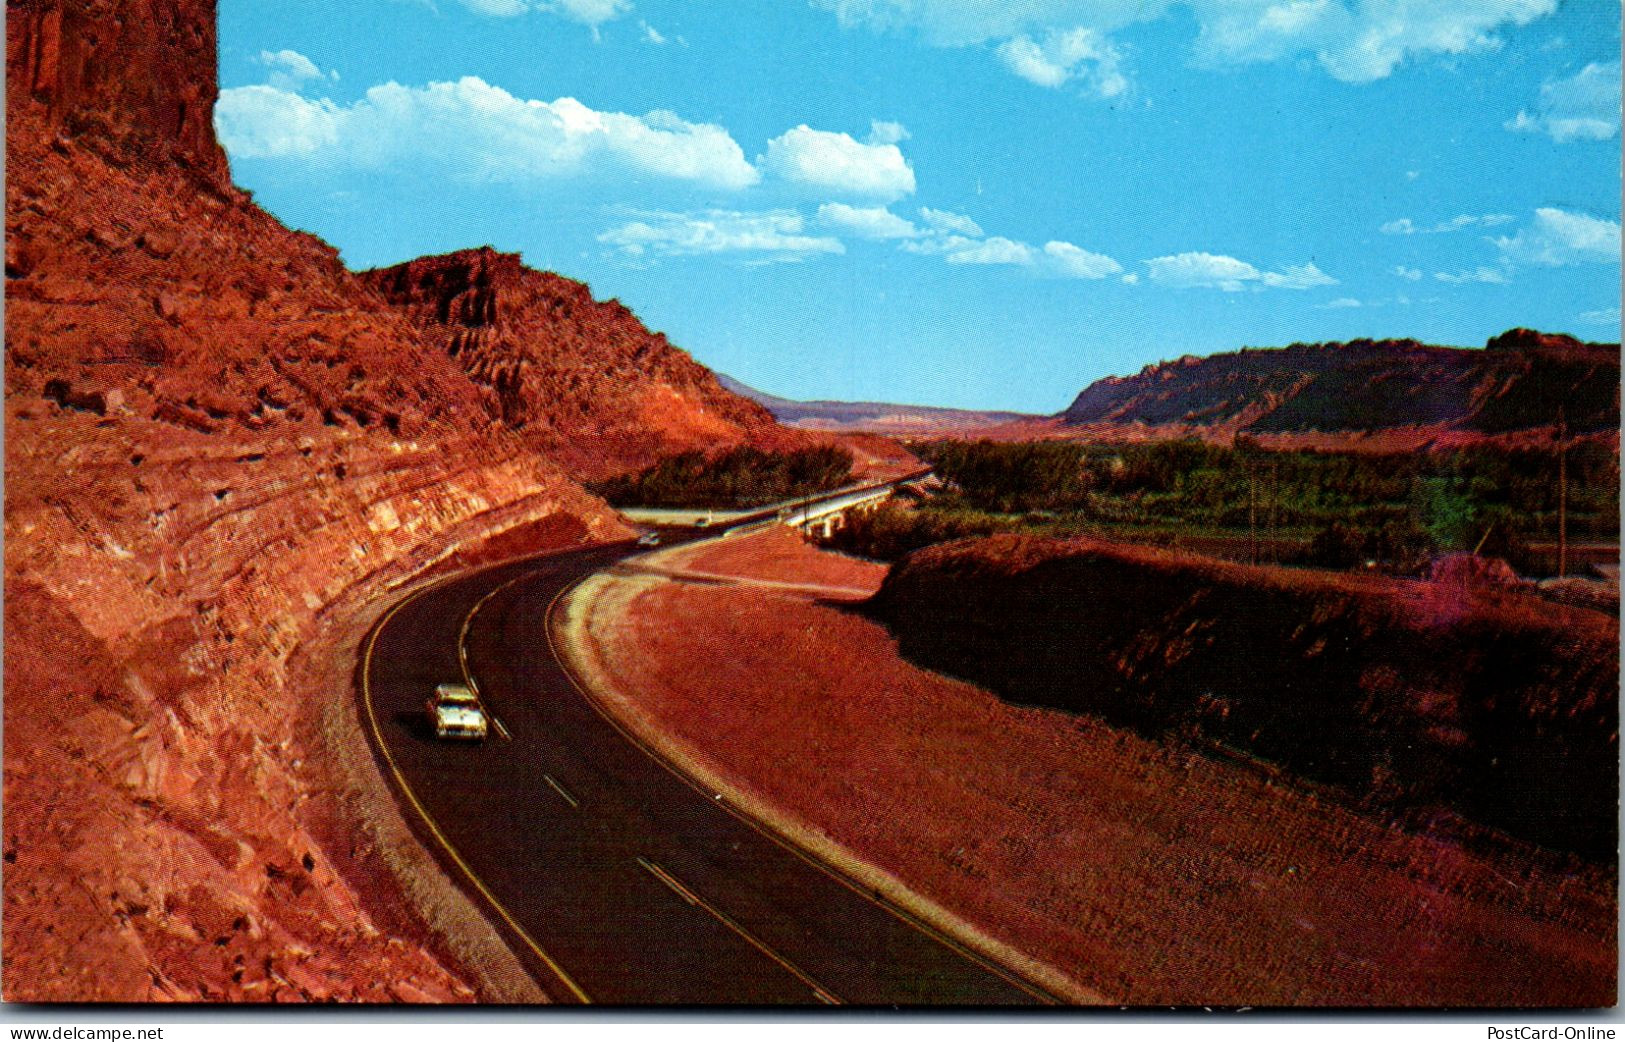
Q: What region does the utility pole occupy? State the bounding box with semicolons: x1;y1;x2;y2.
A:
1557;405;1568;579
1261;458;1274;565
1248;469;1258;565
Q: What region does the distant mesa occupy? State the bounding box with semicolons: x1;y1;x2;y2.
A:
719;374;1039;437
1484;326;1597;355
729;329;1618;448
1057;331;1620;446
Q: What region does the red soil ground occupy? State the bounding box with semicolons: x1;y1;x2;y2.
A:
574;527;1616;1006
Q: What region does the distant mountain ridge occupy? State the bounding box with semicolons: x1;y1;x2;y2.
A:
728;328;1618;447
1060;329;1619;440
718;374;1037;436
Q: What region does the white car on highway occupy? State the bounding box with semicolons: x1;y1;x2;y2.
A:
426;682;488;741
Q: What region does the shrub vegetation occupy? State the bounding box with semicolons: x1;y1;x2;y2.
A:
591;445;854;508
828;438;1617;573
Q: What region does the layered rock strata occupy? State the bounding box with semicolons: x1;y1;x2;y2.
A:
4;0;785;1001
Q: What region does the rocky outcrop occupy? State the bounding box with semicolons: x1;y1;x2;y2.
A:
4;0;797;1003
1485;327;1588;354
1060;333;1620;440
7;0;230;189
5;67;617;1007
363;248;801;478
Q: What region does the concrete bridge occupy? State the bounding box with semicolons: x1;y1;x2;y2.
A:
772;481;906;539
619;469;932;539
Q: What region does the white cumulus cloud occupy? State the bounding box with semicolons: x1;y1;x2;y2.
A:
898;234;975;257
1505;61;1621;142
214;85;345;158
903;226;1120;279
1146;251;1262;291
1194;0;1559;83
1260;262;1337;288
1494;207;1621;266
1144;251;1336;291
215;77;759;189
544;0;631;24
1381;213;1514;235
945;236;1036;265
1433;266;1511;284
868;120;911;145
918;207;983;237
997;26;1129;96
817;203;920;240
1042;240;1123;279
1393;265;1425;280
598;209;844;262
1578;307;1620;325
459;0;630;26
929;234;1118;277
760;125;916;200
255;49;334;92
814;0;1559;86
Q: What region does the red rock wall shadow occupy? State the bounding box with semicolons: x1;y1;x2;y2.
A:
871;535;1619;861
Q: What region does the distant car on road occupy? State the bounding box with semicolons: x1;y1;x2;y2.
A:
426;682;488;741
637;532;662;546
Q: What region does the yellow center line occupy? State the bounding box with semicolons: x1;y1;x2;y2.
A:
372;535;1060;1007
635;857;842;1006
543;773;580;809
361;572;593;1004
546;571;1064;1006
458;574;537;741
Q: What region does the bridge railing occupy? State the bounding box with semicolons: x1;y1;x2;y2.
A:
720;468;933;537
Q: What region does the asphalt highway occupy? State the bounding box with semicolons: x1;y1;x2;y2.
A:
360;537;1051;1006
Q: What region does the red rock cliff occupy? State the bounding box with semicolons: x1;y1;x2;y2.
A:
8;0;231;189
363;247;802;478
1;0;793;1005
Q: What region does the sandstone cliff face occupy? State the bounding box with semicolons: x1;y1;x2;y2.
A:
1061;334;1620;440
8;0;230;188
0;0;718;1003
362;248;801;478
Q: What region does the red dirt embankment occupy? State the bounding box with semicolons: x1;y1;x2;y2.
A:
573;528;1616;1006
872;535;1619;861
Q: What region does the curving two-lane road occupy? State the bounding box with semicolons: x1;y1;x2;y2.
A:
359;538;1051;1006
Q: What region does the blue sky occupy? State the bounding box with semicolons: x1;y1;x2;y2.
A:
217;0;1621;412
